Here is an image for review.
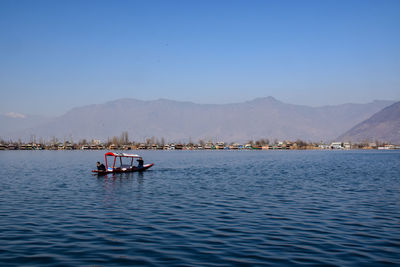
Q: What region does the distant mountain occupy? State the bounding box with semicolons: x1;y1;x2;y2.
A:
337;101;400;144
5;97;396;143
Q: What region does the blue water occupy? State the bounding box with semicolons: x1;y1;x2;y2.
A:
0;150;399;266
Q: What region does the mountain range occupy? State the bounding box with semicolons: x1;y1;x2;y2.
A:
338;101;400;144
1;97;396;143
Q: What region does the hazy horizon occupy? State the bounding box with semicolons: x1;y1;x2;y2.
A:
1;96;398;118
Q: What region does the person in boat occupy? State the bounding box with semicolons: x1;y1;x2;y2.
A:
137;157;144;168
96;161;106;171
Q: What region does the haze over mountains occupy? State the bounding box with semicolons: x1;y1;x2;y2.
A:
0;113;50;136
2;97;396;143
338;101;400;144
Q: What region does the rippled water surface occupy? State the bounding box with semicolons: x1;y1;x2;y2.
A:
1;150;400;266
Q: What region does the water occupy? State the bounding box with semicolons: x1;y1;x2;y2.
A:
0;150;399;266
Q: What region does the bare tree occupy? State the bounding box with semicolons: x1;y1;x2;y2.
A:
120;131;129;145
295;139;307;149
112;136;119;146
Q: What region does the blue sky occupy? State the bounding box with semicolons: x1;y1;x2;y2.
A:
1;0;399;116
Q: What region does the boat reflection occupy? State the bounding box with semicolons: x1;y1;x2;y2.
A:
96;172;146;206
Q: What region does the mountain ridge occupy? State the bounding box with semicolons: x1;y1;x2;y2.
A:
1;97;396;143
337;101;400;143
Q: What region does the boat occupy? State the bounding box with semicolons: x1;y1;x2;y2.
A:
92;152;154;175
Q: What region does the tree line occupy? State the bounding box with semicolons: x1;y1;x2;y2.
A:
0;131;395;148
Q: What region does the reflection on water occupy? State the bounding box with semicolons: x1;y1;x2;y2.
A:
0;150;399;266
99;172;146;205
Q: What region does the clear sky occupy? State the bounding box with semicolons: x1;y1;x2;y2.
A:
1;0;399;116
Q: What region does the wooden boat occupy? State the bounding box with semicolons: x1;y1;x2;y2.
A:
92;152;154;175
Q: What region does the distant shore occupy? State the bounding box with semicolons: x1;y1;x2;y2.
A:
1;141;399;151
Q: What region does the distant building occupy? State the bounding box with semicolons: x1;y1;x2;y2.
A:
330;142;343;149
378;144;395;150
244;144;252;149
318;144;330;149
175;144;183;150
109;144;118;150
230;143;242;150
204;143;213;150
369;143;377;148
138;143;146;150
215;142;225;149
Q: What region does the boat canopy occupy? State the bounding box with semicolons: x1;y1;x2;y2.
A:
104;152;141;170
104;152;140;158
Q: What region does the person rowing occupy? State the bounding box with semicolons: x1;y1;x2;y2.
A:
96;161;106;171
137;157;144;168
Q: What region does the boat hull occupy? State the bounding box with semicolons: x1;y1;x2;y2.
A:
92;163;154;175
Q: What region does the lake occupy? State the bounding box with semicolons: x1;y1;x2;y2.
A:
0;150;399;266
